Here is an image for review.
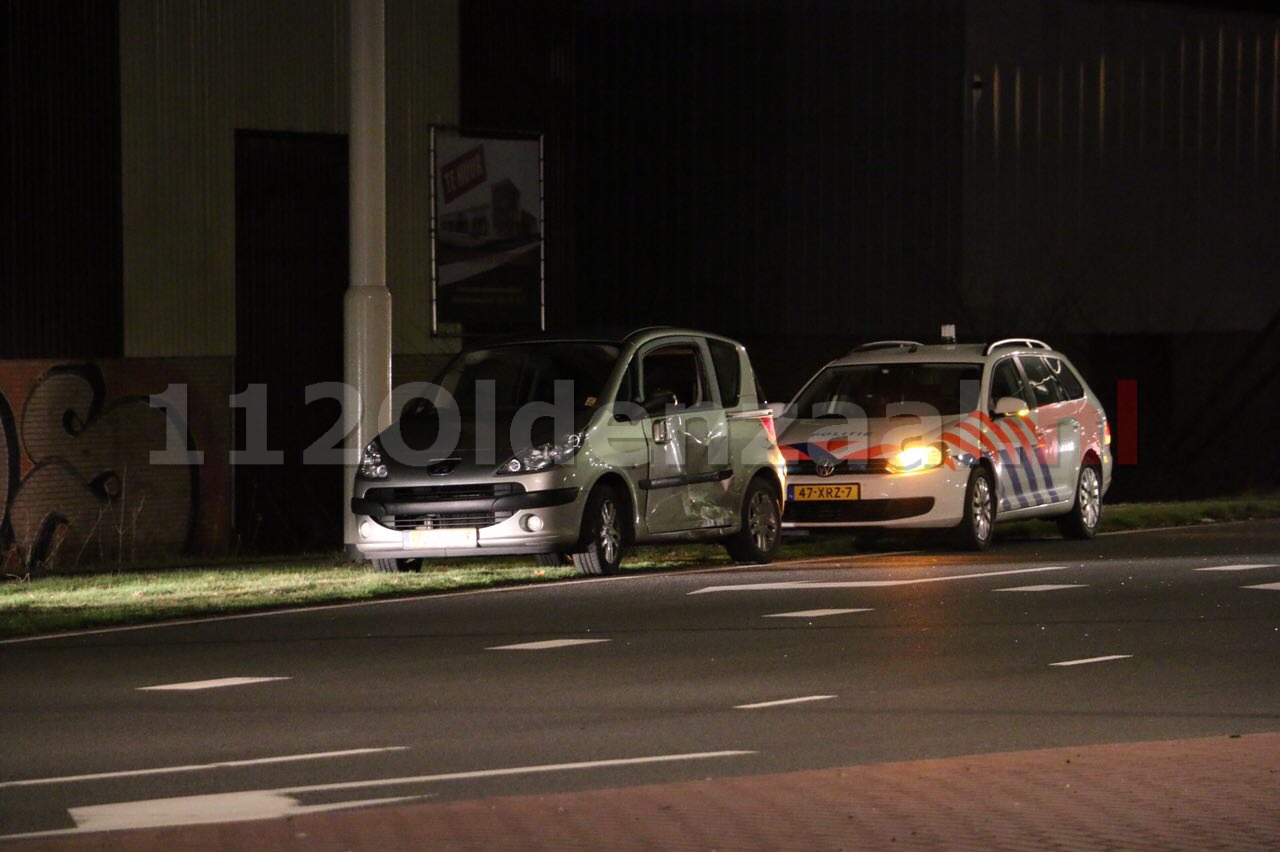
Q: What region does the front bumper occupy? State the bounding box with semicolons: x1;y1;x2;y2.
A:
781;464;969;530
351;483;586;558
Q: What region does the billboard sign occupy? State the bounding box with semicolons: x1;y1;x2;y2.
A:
431;129;543;335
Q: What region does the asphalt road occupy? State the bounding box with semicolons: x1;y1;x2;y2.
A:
3;520;1279;842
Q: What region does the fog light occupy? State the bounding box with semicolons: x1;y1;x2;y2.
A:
359;520;376;539
522;514;544;533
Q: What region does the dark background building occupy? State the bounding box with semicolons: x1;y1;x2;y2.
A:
463;0;1280;502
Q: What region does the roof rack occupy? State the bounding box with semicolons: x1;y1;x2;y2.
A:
849;340;924;354
984;338;1051;355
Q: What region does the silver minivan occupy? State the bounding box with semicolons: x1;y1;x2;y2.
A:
351;327;786;574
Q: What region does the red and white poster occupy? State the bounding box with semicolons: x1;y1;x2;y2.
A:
431;129;543;334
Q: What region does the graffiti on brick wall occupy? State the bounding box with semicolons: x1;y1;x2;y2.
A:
0;360;232;575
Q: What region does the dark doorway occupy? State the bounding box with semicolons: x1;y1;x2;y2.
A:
234;131;348;553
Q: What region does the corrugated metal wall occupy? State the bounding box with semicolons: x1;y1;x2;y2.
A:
963;0;1280;337
118;0;351;358
460;0;964;341
962;1;1280;500
569;0;965;340
118;0;459;360
1;0;123;359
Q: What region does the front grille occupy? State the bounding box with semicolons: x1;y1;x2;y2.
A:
365;483;523;502
785;497;934;523
384;511;508;531
786;459;891;476
366;483;523;531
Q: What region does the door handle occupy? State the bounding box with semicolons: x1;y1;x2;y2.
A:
652;418;672;444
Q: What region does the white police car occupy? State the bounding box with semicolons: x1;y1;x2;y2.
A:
777;334;1112;549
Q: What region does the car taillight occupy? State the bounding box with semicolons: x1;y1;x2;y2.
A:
1104;419;1112;446
761;413;777;442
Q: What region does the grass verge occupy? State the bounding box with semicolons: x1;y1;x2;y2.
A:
2;495;1278;639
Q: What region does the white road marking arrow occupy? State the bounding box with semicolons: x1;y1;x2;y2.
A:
3;751;755;839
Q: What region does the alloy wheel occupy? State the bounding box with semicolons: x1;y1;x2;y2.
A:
1080;466;1101;530
748;489;779;553
972;474;993;542
598;498;620;566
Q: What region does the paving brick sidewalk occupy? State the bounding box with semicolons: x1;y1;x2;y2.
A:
15;733;1280;850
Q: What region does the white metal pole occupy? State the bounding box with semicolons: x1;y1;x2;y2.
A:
344;0;393;556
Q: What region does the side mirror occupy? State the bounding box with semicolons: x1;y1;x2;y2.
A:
400;397;433;420
993;396;1029;416
611;400;646;423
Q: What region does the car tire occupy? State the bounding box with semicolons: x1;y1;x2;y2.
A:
535;552;571;567
372;558;421;573
952;465;995;551
1057;464;1102;540
725;477;782;564
572;485;624;576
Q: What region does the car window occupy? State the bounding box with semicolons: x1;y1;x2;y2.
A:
1046;356;1085;400
707;339;742;408
641;344;710;409
439;343;620;413
789;362;982;419
1018;355;1065;407
989;358;1031;409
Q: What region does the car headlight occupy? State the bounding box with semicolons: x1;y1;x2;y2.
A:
359;439;389;479
499;432;583;475
887;443;945;473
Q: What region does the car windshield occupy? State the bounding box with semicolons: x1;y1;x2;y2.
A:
787;362;983;419
436;342;621;415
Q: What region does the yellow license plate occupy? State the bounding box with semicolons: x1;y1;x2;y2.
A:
405;528;478;549
793;484;860;501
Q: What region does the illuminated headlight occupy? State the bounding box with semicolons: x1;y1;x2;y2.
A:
887;444;945;473
359;439;389;479
499;432;583;475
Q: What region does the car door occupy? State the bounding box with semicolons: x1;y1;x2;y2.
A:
638;339;734;534
985;356;1041;512
1021;354;1085;506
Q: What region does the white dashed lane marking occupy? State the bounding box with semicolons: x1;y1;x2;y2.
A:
763;609;872;618
690;566;1068;594
735;695;836;710
1195;564;1277;572
0;748;408;789
138;677;290;691
487;639;611;651
1050;655;1133;667
994;584;1088;592
1243;582;1280;591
